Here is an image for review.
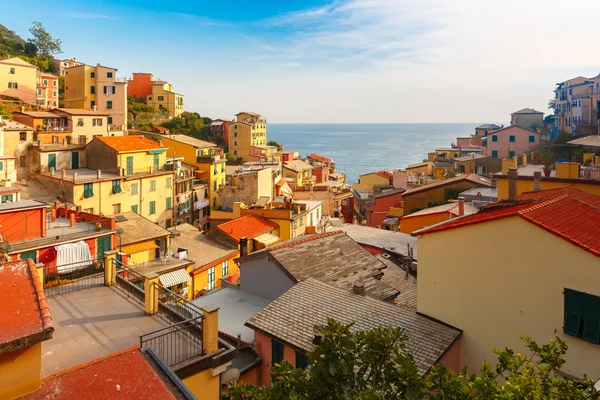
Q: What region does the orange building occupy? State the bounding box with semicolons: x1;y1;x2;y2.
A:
127;72;154;99
36;71;59;109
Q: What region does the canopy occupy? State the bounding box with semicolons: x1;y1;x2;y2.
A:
159;268;191;288
254;232;280;246
121;241;159;254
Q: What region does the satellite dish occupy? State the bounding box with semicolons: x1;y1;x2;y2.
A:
222;368;240;386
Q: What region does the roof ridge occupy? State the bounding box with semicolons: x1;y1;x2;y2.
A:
268;230;343;251
28;259;53;335
518;194;569;215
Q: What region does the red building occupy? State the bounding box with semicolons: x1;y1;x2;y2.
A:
127;72;154;99
210;119;231;148
340;196;354;223
365;188;404;228
0;200;116;267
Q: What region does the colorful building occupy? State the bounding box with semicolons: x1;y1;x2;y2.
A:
474;123;502;138
245;278;462;386
249;145;281;163
165;157;209;228
210;119;231;148
159;134;226;210
401;173;492;215
399;199;476;234
510;108;544;129
282;159;315;187
414;187;600;381
355;170;393;191
228;112;267;161
53;57;83;77
554;76;600;134
482;125;540;160
64;63;128;129
206;214;281;254
147;80;184;117
1;120;34;181
36;71;59;109
0;57;37;105
364;188;404;228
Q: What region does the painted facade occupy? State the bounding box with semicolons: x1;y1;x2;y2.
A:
0;57;37;105
53;57;83;77
227;112;267;162
36;72;59;109
483;125;540;160
147;81;184;117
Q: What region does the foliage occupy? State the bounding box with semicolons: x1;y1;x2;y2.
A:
28;22;62;56
548;98;556;110
162;112;215;141
266;140;282;149
223;319;597;400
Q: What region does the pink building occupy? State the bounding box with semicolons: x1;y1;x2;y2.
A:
483;125;539;160
365;188;404;228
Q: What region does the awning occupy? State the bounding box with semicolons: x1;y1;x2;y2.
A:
159;268;190;288
383;217;399;226
254;232;280;246
121;242;159;254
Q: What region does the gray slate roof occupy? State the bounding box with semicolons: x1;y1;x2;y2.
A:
245;278;461;375
116;211;170;245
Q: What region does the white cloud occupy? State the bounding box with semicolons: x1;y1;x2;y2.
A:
64;12;118;20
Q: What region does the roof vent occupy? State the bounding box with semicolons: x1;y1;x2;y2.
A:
381;253;391;259
115;215;128;222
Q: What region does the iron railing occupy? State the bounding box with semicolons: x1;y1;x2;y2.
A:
44;258;105;297
154;283;203;325
580;166;600;180
114;262;145;307
140;315;204;369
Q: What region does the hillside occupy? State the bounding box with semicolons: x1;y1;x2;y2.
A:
0;23;58;74
0;24;28;56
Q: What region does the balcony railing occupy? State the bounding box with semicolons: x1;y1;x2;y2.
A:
196;154;224;163
580;166;600;180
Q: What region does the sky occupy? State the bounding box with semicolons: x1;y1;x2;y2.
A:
3;0;600;123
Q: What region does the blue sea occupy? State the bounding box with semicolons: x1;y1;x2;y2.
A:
268;123;489;183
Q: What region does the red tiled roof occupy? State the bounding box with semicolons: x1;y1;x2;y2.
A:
308;153;332;163
416;188;600;257
24;347;178;399
154;126;169;132
403;173;492;196
217;215;279;241
0;259;53;354
96;136;164;152
375;170;393;180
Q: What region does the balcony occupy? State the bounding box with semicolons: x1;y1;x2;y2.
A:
196;154;224;163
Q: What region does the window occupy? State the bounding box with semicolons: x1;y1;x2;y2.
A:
90;72;95;78
213;180;217;191
53;80;57;87
204;188;209;198
20;250;37;263
271;340;284;364
107;101;113;109
234;141;237;146
112;203;121;214
90;86;95;94
92;118;103;126
491;150;498;158
8;82;18;89
153;154;159;171
509;151;515;158
19;132;27;141
0;161;4;171
166;197;172;210
207;267;215;290
9;67;15;74
295;352;309;369
43;79;48;86
108;117;113;125
166;177;172;188
77;118;84;127
529;135;535;143
19;156;26;167
234;132;237;138
213;197;216;207
131;183;138;195
129;205;138;214
83;183;94;198
293;220;297;230
1;194;13;203
149;201;156;215
150;180;156;191
90;101;96;109
52;91;57;97
491;135;498;142
148;96;152;100
222;260;229;276
166;218;172;228
112;179;122;194
37;88;42;96
564;288;600;344
509;135;515;142
158;96;164;101
107;72;113;78
233;150;237;155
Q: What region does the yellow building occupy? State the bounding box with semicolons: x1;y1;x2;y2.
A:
159;134;226;209
353;170;393;192
228;112;267;161
405;162;432;177
148;81;184;117
36;136;175;227
399;200;475;234
64;63;128;130
474;123;502;138
282;159;315;186
0;57;37;105
414;187;600;381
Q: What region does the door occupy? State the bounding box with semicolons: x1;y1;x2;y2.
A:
48;153;56;169
20;250;37;263
97;236;111;262
71;152;79;169
126;156;133;175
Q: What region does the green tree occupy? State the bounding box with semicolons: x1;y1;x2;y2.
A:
266;140;282;149
223;319;597;400
548;98;556;110
28;22;61;56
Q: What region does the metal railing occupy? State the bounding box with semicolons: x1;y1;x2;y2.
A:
154;283;203;325
580;166;600;180
115;262;145;307
44;258;105;297
6;225;108;247
140;315;204;369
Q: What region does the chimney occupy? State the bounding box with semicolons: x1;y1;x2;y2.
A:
491;178;497;188
93;105;97;112
239;237;248;257
533;171;542;192
51;208;57;222
69;213;75;227
352;280;365;295
507;168;518;201
97;169;102;179
458;197;465;216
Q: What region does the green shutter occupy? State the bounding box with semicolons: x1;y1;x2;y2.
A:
126;156;133;175
97;236;111;261
564;288;584;337
20;250;37;263
583;293;600;344
112;180;121;194
295;352;309;369
153;154;159;170
48;153;56;169
131;205;138;213
271;340;284;364
0;161;4;171
150;201;156;215
166;197;171;210
103;86;107;94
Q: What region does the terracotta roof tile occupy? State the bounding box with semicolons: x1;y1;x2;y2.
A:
23;347;179;399
0;259;54;355
217;215;279;242
307;153;332;163
246;278;461;375
96;136;164;152
416;188;600;257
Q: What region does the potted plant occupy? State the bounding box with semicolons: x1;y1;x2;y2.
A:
541;152;555;177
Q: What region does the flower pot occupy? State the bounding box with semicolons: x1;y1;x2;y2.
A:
543;169;551;177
